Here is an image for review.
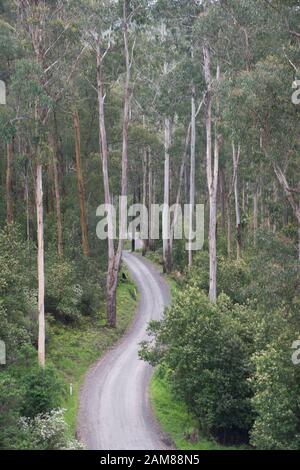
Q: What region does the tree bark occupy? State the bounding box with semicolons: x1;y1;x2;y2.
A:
72;108;90;257
188;83;196;268
6;141;14;225
163;115;172;273
219;167;226;232
49;134;63;256
203;43;219;303
95;0;131;326
227;199;232;256
36;163;45;368
148;150;154;251
253;184;258;242
233;143;242;259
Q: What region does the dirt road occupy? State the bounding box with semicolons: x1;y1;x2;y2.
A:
77;252;171;450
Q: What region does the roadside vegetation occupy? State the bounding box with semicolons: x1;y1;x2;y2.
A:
142;231;300;450
1;0;300;452
0;225;137;449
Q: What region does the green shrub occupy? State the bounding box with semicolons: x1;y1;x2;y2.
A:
141;288;255;444
21;364;64;418
45;257;83;322
188;251;250;304
17;410;84;450
0;372;24;449
251;334;300;450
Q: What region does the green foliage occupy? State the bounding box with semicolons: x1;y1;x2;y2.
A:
144;231;300;448
45;256;83;322
251;336;300;450
150;368;247;450
0;372;23;449
21;364;64;418
17;410;84;450
0;227;37;362
187;250;250;305
141;289;255;444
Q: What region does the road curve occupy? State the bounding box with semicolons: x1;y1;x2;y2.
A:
77;252;171;450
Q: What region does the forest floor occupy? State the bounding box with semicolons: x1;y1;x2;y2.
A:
47;269;138;437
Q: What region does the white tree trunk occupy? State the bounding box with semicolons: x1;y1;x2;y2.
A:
188;84;196;268
163;116;172;272
36;163;45;367
233;143;241;259
203;43;219;303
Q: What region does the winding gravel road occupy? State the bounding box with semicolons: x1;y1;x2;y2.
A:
77;252;171;450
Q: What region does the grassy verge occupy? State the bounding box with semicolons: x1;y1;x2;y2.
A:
47;273;138;435
150;371;245;451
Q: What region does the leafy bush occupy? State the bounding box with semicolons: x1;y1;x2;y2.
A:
188;251;250;304
18;410;84;450
0;227;37;362
141;288;255;444
21;364;64;418
45;256;83;322
45;254;104;321
0;373;23;449
251;335;300;450
244;230;300;312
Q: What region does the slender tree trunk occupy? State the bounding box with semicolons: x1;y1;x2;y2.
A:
233;143;242;259
148;151;154;251
6;141;14;225
112;0;131;319
203;43;219;303
21;0;47;367
219;168;226;232
95;1;131;326
272;182;278;233
227;199;232;256
162;22;172;273
188;83;196;268
49;135;63;256
36;163;45;367
25;160;30;249
96;37;115;326
242;181;246;213
163;116;172;273
253;185;258;242
72;109;90;257
142;136;149;255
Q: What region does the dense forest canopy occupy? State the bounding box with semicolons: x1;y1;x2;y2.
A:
0;0;300;451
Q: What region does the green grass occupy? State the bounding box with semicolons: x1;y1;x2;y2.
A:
47;274;138;435
150;370;246;451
